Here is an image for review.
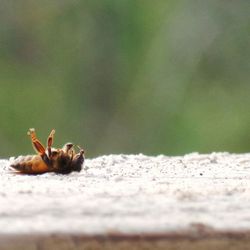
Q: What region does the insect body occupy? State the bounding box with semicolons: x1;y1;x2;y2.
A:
10;128;85;174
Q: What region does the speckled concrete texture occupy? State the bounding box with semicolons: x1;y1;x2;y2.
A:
1;153;250;249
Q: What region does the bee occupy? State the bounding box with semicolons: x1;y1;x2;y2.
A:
10;128;85;174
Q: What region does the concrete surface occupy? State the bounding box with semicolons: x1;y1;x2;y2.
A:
1;153;250;249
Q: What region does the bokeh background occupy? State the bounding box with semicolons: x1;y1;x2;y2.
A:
0;1;249;158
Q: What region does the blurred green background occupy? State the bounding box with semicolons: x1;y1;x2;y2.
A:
0;1;249;158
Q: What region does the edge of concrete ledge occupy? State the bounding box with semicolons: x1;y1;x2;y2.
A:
1;229;250;250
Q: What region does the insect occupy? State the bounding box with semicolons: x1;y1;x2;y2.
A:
10;128;85;174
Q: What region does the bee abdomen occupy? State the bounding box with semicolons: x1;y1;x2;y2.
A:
11;162;33;172
10;155;37;173
10;155;46;174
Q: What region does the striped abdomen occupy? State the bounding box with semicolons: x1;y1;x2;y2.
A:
10;155;50;174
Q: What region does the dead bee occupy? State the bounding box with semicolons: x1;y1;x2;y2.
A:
10;128;85;174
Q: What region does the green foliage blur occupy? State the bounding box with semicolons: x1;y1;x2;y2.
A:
0;1;249;158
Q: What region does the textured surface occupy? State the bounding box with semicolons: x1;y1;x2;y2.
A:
1;153;250;235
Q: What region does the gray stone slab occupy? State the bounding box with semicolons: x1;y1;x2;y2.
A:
1;153;250;236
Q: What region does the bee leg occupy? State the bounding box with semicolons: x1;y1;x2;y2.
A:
27;128;46;155
62;143;74;154
47;129;55;157
76;145;84;154
71;146;85;172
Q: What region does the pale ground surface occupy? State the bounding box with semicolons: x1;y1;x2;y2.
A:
1;153;250;235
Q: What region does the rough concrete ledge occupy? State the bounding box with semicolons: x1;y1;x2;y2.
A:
1;153;250;249
1;231;250;250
